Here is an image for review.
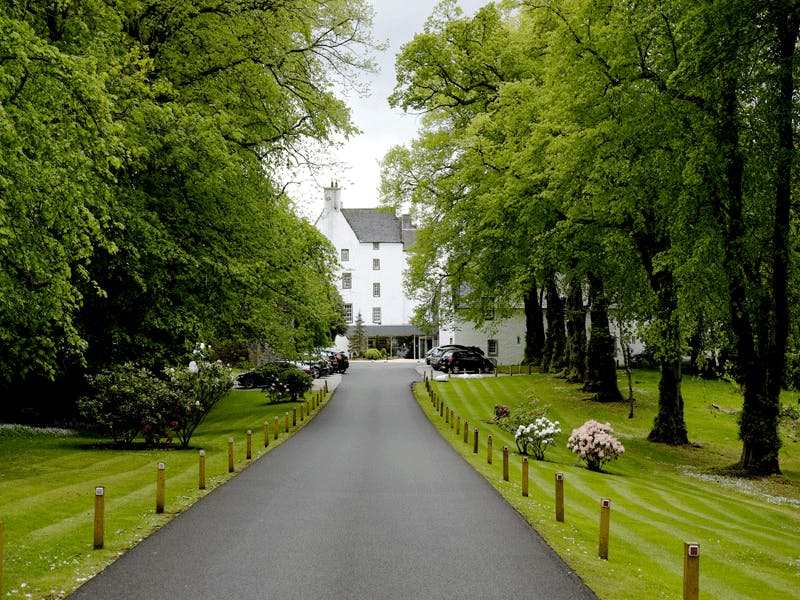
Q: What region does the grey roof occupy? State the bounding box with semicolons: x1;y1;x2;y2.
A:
342;209;417;249
341;209;401;242
347;324;427;337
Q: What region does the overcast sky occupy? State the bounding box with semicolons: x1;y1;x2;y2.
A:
295;0;487;220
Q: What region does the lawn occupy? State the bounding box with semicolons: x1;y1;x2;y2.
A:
417;369;800;600
0;388;330;599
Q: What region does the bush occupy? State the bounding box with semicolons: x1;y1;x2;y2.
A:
364;348;382;360
567;419;625;471
79;360;233;448
79;363;167;445
256;363;313;403
492;404;510;423
515;417;561;459
498;396;550;436
165;361;234;447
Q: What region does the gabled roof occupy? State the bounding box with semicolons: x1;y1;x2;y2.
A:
341;208;402;243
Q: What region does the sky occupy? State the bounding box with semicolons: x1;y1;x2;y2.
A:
294;0;487;221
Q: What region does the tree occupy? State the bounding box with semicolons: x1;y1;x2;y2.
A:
0;0;378;419
350;312;367;357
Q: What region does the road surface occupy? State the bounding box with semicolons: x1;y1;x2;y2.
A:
68;360;597;599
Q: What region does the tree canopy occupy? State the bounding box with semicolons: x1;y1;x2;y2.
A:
383;0;799;475
1;0;373;415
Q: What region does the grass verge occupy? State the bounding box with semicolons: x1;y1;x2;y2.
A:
416;369;799;600
0;388;331;599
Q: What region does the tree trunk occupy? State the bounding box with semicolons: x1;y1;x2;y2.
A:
730;8;794;475
648;359;688;443
543;274;566;373
523;279;545;366
565;277;587;383
583;273;622;402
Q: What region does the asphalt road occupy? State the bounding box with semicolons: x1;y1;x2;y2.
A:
68;361;598;599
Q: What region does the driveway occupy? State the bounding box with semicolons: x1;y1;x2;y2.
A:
68;360;597;599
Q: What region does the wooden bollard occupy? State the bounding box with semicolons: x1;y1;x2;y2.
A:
456;415;461;435
284;412;289;433
522;457;529;497
292;407;297;427
450;409;455;429
324;380;328;394
300;403;304;421
306;399;310;416
93;486;105;549
264;421;269;447
444;404;448;422
473;428;479;454
227;437;235;472
487;434;493;464
683;543;700;600
440;401;444;417
599;498;611;559
503;446;509;481
199;450;206;489
274;416;279;440
555;472;564;522
246;430;252;460
156;462;166;513
463;420;469;443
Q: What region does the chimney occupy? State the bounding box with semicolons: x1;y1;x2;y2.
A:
324;180;342;211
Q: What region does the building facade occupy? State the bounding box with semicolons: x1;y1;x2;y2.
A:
315;182;433;358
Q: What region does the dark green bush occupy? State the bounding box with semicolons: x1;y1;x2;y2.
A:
256;363;313;403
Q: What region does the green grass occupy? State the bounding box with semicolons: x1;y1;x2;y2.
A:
0;389;330;599
418;369;800;600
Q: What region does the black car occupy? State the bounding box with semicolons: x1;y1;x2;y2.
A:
437;349;494;374
324;350;349;373
429;344;484;370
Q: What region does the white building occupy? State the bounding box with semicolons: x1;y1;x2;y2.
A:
439;312;527;367
315;182;434;358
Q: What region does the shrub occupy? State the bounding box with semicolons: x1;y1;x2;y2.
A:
364;348;382;360
79;360;233;448
165;361;234;447
492;404;510;423
515;417;561;459
79;363;167;445
256;363;312;403
498;396;550;436
567;419;625;471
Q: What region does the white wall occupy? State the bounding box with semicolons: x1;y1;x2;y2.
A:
440;311;527;365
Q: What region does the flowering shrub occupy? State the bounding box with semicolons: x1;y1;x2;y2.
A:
493;404;510;422
515;417;561;459
256;363;313;403
567;420;625;471
80;360;233;448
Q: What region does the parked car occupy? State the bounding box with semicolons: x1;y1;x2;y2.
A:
324;350;349;373
437;349;495;374
429;344;485;370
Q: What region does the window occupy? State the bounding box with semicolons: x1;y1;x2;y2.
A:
372;307;382;324
373;258;380;270
373;282;381;297
487;339;498;356
344;303;353;323
341;248;349;261
342;272;352;289
373;242;380;250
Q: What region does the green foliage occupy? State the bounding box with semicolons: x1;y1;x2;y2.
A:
498;396;550;437
79;363;166;445
256;363;313;403
164;361;234;448
0;0;378;411
79;361;233;448
364;348;382;360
